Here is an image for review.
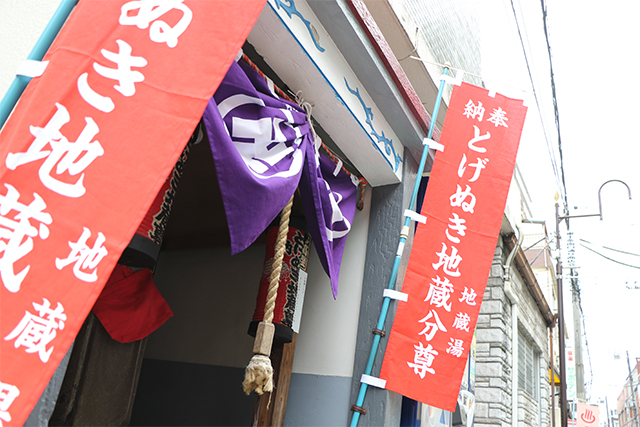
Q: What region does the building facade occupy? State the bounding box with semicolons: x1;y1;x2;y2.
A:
618;358;640;427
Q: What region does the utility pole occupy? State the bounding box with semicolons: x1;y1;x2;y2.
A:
566;227;586;402
570;270;586;401
555;201;568;427
553;181;632;427
626;351;639;427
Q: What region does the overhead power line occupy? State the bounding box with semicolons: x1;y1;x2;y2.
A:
580;238;640;258
579;243;640;270
508;0;566;204
538;0;568;209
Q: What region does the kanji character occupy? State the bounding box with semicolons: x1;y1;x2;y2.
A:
407;342;438;378
418;309;447;341
459;287;478;306
55;227;108;283
4;298;66;363
462;100;485;122
5;103;104;198
452;312;471;332
120;0;193;48
0;184;52;293
446;338;465;357
425;276;454;311
432;242;462;277
487;107;509;127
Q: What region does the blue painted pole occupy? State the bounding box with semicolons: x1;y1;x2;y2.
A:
0;0;78;129
350;66;449;427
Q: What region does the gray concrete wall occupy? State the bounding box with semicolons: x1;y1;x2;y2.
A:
284;374;352;426
349;150;419;426
24;346;73;427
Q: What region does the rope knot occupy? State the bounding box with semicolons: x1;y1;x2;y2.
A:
242;354;274;395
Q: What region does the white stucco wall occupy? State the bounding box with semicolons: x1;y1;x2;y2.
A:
0;1;60;99
292;187;370;378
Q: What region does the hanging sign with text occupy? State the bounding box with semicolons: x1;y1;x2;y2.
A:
0;1;266;425
380;82;527;411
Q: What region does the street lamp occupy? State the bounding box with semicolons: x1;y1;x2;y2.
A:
555;179;632;427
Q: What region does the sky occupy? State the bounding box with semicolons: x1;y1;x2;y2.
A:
479;0;640;411
548;0;640;409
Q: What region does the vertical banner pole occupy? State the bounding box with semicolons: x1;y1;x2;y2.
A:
350;66;449;427
0;0;78;129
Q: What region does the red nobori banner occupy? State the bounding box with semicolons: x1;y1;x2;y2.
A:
0;1;265;425
380;82;527;411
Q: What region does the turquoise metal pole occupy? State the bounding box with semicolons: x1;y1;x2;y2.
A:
0;0;78;129
350;66;449;427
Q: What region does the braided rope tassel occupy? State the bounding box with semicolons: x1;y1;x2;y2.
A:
242;195;294;396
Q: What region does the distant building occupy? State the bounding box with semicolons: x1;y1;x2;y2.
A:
611;407;621;427
617;358;640;427
472;188;557;427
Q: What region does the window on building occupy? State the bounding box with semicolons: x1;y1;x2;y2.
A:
518;332;539;398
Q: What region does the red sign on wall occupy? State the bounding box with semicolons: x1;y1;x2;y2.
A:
0;1;266;425
576;402;600;427
380;82;527;411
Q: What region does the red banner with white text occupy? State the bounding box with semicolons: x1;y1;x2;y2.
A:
0;1;266;425
380;82;527;411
